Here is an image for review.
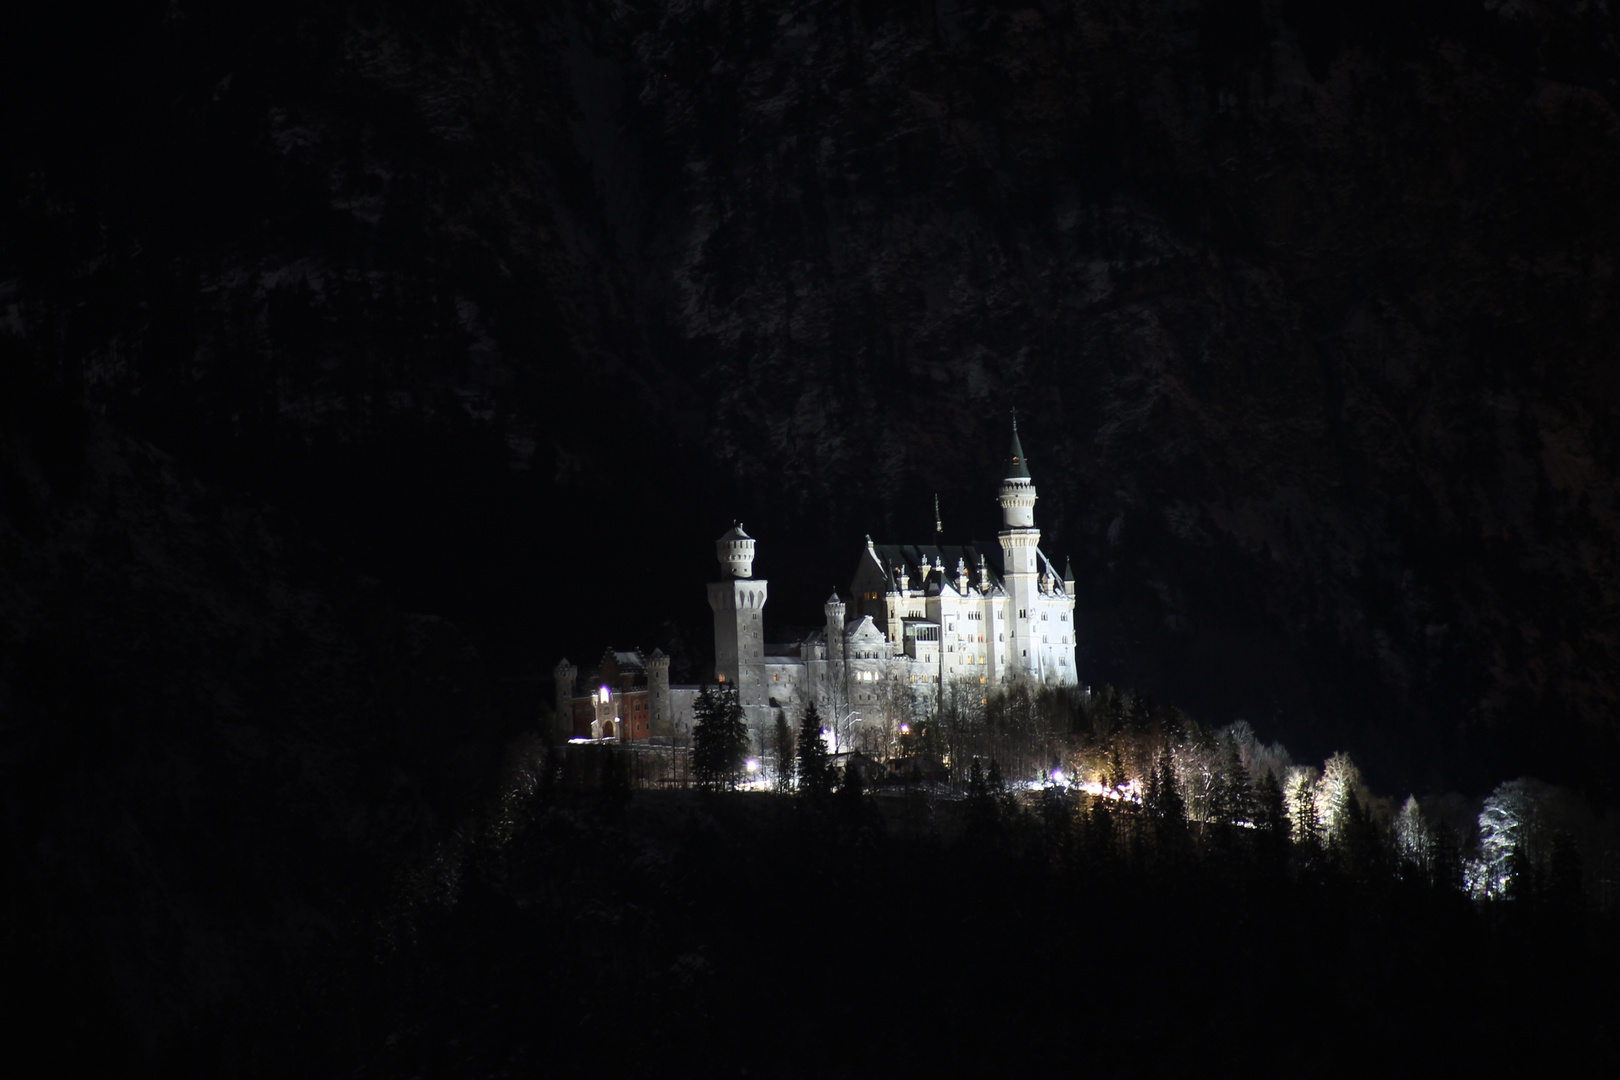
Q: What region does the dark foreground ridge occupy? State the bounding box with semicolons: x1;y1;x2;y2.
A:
162;748;1618;1076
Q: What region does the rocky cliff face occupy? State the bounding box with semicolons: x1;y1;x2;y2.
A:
5;2;1620;794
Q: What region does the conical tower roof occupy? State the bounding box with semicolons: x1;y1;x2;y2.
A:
1006;417;1032;479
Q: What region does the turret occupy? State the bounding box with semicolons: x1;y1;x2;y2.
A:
823;590;847;647
647;649;672;739
716;522;756;579
998;416;1037;529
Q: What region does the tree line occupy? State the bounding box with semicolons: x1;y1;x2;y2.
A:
688;679;1616;914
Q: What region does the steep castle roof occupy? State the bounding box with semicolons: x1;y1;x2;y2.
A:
1005;417;1032;479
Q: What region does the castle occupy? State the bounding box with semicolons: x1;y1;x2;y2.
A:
554;420;1079;756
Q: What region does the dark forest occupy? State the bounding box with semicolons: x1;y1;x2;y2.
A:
4;0;1620;1073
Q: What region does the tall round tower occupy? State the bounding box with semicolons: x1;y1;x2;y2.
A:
823;589;847;719
998;417;1041;678
708;523;767;708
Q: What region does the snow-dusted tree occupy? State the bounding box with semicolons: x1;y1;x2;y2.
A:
1282;765;1320;846
937;677;988;786
1393;796;1432;875
1315;752;1364;846
1468;779;1543;900
1179;723;1220;823
874;667;917;760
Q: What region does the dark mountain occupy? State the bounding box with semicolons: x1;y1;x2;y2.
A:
4;0;1620;1053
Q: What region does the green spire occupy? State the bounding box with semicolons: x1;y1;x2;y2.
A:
1006;414;1031;479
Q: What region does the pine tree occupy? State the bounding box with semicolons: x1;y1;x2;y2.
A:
1292;775;1322;859
773;710;794;791
693;684;748;791
1216;732;1252;826
1255;768;1287;837
1254;768;1290;864
1145;743;1184;823
796;702;833;799
1107;741;1128;795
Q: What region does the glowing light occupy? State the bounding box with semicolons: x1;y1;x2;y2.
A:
745;758;760;773
598;686;611;704
900;723;911;735
1051;768;1064;784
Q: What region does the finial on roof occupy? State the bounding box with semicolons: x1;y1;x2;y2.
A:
934;493;943;539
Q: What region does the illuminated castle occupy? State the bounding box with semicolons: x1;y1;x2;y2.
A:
554;420;1079;751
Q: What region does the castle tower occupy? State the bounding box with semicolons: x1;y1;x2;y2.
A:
708;523;768;708
553;658;577;743
998;417;1041;678
823;589;847;717
647;648;672;739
